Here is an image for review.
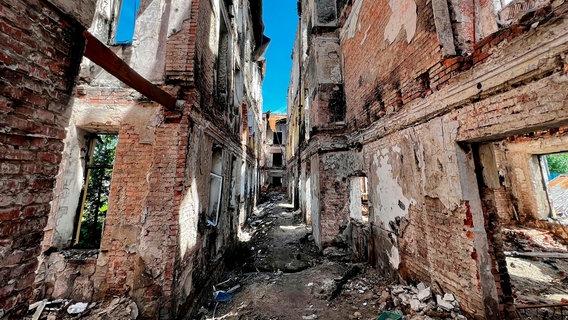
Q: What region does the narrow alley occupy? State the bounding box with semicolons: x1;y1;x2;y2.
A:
199;192;466;320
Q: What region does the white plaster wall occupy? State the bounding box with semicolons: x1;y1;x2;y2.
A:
310;155;321;247
85;0;192;84
349;177;363;221
51;127;89;248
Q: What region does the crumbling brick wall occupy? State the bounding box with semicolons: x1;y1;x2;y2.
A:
0;0;92;317
288;1;568;319
341;0;440;131
29;0;265;319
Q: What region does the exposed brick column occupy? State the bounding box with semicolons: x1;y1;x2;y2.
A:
0;0;85;317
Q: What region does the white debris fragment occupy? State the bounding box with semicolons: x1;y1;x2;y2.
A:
417;286;432;302
443;293;455;302
436;295;454;311
67;302;88;314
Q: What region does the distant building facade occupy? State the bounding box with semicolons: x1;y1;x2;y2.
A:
261;112;287;190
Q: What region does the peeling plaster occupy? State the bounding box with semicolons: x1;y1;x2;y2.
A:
384;0;417;44
372;147;413;226
387;243;401;269
371;146;418;270
179;180;199;259
343;0;364;40
168;0;193;36
74;102;163;143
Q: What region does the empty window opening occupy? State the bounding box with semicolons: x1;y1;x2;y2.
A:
349;176;369;223
272;176;283;187
207;147;224;226
115;0;140;44
74;134;118;249
272;153;283;167
540;152;568;223
273;132;283;145
216;8;232;106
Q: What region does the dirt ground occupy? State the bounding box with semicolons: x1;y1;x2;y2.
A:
198;193;466;320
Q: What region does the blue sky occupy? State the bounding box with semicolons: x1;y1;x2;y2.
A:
262;1;298;113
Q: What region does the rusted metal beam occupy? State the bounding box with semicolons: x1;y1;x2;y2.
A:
82;30;177;110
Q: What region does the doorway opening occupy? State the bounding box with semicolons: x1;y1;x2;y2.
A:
472;130;568;318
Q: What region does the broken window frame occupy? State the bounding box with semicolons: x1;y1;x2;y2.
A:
207;173;223;227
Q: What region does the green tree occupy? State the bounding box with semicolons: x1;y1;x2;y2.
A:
546;153;568;174
78;134;117;248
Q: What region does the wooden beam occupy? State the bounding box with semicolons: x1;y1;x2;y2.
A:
82;30;177;110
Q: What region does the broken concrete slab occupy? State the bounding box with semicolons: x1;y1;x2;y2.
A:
436;295;454;311
417;286;432;302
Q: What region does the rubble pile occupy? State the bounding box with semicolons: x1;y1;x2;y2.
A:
26;296;138;320
377;283;466;320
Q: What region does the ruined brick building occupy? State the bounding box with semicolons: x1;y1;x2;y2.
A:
2;0;568;318
0;0;268;318
287;0;568;319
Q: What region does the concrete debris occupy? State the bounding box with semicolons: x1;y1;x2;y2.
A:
443;293;455;302
25;296;139;320
410;299;421;311
376;283;463;317
436;295;454;311
203;195;468;319
417;287;432;302
416;282;427;292
67;302;88;314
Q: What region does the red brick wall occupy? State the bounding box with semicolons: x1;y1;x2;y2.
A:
318;153;350;245
341;0;440;131
193;0;217;116
0;0;85;317
69;98;190;317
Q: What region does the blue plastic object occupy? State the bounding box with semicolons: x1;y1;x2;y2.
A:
213;290;232;302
